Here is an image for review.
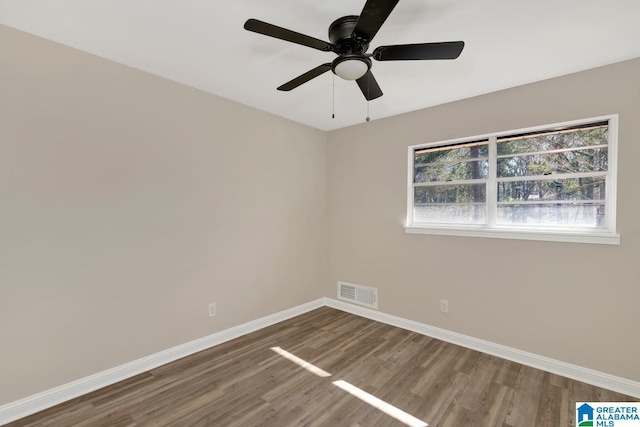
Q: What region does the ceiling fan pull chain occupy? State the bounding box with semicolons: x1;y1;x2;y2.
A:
366;99;370;122
332;74;335;119
366;81;371;122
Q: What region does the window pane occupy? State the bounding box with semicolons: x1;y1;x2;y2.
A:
497;126;608;155
497;147;608;178
497;177;606;227
415;142;488;165
414;204;486;224
415;184;486;204
497;177;606;202
415;160;489;183
414;184;486;224
497;203;605;227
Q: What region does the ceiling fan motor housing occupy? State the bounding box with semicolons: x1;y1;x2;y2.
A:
329;16;369;54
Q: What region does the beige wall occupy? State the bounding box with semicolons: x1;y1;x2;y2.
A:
0;25;328;405
328;58;640;382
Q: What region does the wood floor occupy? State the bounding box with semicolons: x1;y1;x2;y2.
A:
7;307;636;427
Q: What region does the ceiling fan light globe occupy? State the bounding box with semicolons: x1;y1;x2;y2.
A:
334;59;369;80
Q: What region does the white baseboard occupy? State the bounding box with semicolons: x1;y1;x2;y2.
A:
0;299;325;426
2;297;638;425
322;297;640;399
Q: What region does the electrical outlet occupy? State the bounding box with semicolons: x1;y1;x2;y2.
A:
440;299;449;314
208;302;217;317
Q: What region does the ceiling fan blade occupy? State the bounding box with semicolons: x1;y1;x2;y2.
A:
244;19;334;52
353;0;400;42
373;41;465;61
277;63;332;91
356;70;383;100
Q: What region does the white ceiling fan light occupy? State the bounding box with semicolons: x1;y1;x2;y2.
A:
332;55;371;80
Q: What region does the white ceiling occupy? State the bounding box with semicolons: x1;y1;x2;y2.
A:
1;0;639;131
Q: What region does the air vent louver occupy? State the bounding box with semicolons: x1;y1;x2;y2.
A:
337;281;378;309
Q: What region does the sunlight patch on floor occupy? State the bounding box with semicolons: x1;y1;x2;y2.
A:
270;346;332;377
333;380;428;427
270;346;429;427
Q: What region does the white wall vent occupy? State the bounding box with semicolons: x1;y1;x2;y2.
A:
337;281;378;309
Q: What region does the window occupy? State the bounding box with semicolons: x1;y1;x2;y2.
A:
406;116;619;244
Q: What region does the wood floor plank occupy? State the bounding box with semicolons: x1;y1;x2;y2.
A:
6;306;637;427
479;382;515;426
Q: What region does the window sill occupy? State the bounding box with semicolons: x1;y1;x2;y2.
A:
404;225;620;245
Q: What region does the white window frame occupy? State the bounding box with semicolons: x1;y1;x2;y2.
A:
405;115;620;245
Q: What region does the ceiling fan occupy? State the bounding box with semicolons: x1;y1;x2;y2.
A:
244;0;465;101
